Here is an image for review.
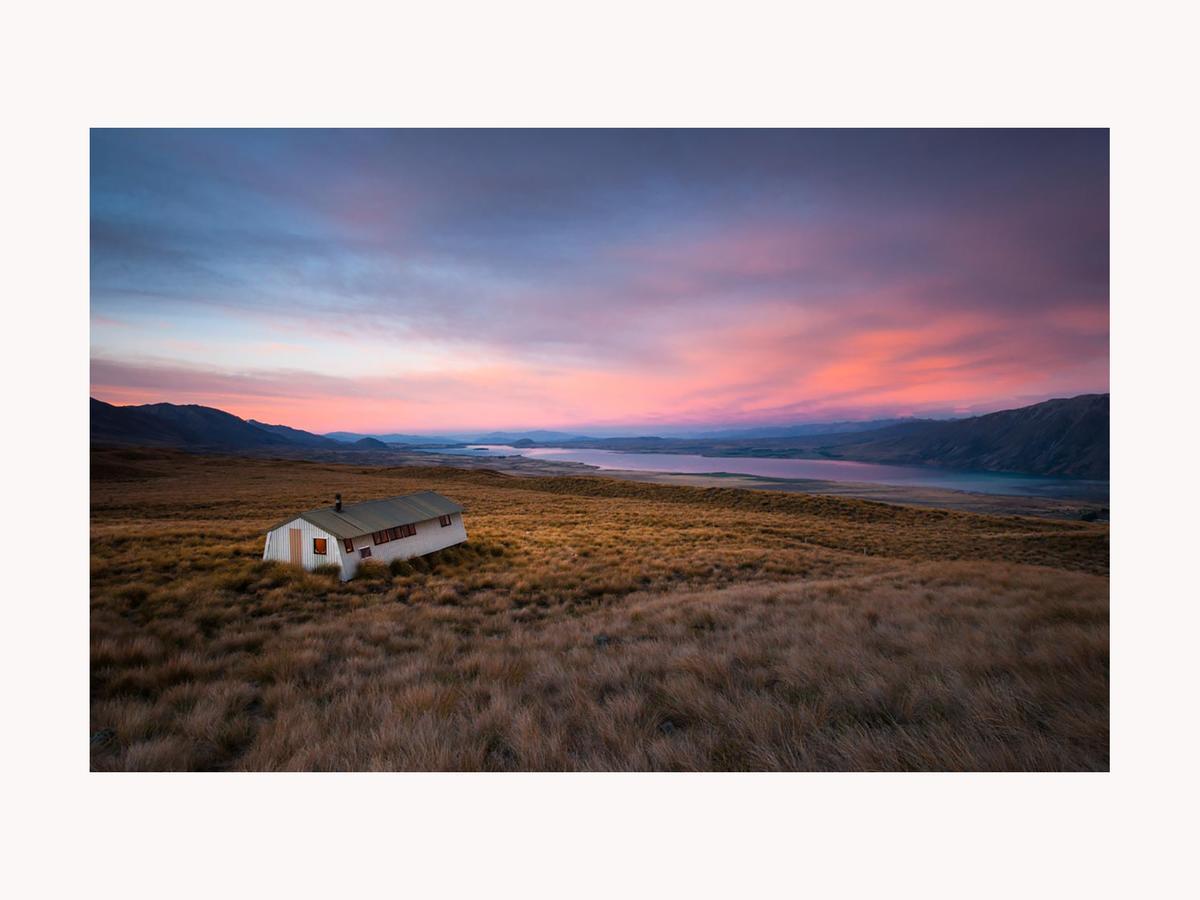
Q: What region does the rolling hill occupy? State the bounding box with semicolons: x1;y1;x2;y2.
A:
812;394;1109;478
90;446;1109;771
531;395;1110;479
91;399;337;451
683;418;919;440
90;393;1109;479
352;437;391;449
325;431;452;445
247;419;340;448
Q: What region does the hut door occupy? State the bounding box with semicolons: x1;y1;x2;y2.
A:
289;528;303;564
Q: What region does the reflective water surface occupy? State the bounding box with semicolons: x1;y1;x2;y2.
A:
435;445;1109;502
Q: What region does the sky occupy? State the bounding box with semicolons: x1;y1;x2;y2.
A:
90;129;1109;435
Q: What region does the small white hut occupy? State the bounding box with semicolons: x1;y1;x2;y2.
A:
263;491;467;580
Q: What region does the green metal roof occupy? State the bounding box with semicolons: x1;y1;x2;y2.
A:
269;491;463;539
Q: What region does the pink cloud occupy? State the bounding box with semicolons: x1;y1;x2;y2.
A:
91;280;1109;433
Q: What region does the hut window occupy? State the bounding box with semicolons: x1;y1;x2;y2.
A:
438;515;452;527
372;530;391;545
396;523;417;538
343;538;354;553
313;538;327;555
359;547;372;559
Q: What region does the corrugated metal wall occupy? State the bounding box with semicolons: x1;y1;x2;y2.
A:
263;512;468;581
339;512;468;578
262;517;348;576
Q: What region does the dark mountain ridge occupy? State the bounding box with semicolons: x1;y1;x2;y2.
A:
535;394;1109;479
682;417;923;440
820;394;1109;478
325;431;452;445
92;399;336;451
353;437;390;449
468;430;593;443
90;393;1109;479
248;420;340;448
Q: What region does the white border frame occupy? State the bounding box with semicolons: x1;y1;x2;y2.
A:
5;1;1197;897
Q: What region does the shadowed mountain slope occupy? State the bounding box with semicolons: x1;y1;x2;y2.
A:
91;398;336;450
540;395;1109;479
815;394;1109;478
90;394;1109;479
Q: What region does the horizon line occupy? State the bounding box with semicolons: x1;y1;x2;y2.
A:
90;390;1109;438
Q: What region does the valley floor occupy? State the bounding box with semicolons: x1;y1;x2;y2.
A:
90;448;1109;771
211;443;1109;520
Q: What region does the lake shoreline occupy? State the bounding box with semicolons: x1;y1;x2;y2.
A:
571;468;1109;520
431;444;1106;502
396;448;1108;521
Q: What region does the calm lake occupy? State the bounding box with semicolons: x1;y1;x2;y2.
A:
439;445;1109;502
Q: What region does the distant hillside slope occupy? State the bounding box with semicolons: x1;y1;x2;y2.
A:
353;437;390;449
91;393;1109;479
91;399;337;450
325;431;451;445
470;430;593;443
818;394;1109;478
686;418;920;440
538;394;1109;479
248;420;340;448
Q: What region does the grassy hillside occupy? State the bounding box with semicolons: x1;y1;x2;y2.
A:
90;448;1108;771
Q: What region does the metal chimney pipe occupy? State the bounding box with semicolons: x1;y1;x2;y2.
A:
335;493;343;512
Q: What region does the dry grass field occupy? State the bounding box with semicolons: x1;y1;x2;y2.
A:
90;447;1109;771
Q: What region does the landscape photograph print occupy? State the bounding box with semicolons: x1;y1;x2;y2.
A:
90;128;1109;772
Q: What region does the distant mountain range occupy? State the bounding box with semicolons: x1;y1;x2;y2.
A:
535;394;1109;479
817;394;1109;479
324;424;907;444
351;436;390;449
90;393;1109;479
325;431;450;445
299;428;593;445
466;430;592;444
91;399;340;451
681;418;921;440
247;419;339;448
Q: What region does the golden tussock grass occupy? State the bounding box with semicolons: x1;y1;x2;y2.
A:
90;448;1108;771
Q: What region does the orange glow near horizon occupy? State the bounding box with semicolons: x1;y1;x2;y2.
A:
90;304;1108;433
90;129;1108;434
